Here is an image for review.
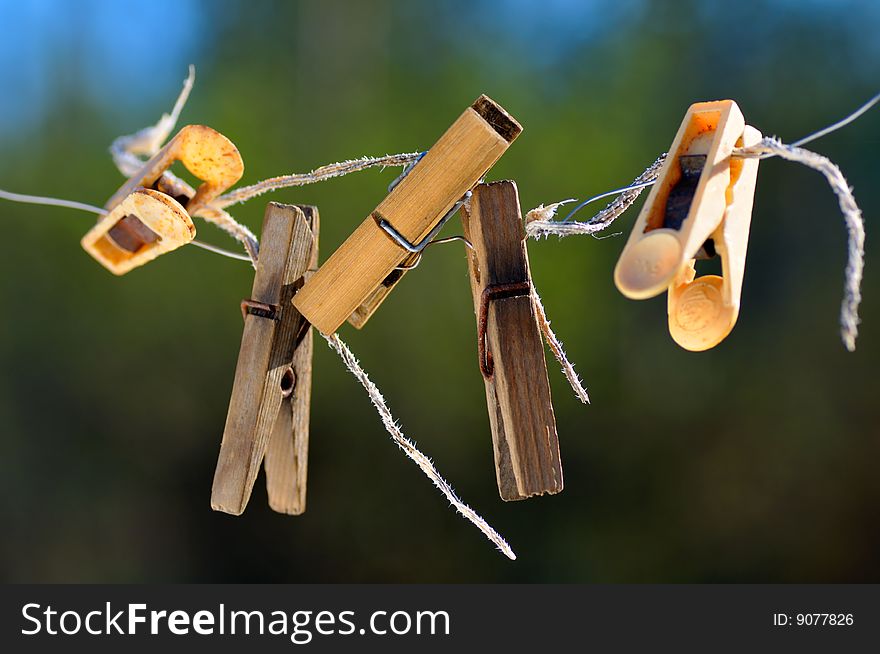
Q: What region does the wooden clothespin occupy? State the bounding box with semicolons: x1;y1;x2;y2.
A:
212;202;318;516
82;124;244;274
614;100;762;350
461;180;562;500
293;95;522;334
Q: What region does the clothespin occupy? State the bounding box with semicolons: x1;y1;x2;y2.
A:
81;188;195;275
461;180;562;500
293;95;522;334
82;124;244;274
105;124;244;213
613;100;762;350
212;202;318;516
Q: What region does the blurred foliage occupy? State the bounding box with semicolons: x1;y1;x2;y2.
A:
0;0;879;582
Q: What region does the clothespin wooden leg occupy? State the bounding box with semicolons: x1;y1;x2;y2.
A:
212;202;317;515
262;205;319;515
461;180;563;501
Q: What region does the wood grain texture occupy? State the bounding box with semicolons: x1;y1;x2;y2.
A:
263;205;319;515
293;95;522;334
346;252;418;329
461;181;562;501
211;202;317;515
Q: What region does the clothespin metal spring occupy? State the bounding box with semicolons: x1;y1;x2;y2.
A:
376;192;472;256
379;151;473;261
240;299;280;321
239;285;314;399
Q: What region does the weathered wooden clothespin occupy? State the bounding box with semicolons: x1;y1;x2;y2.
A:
82;124;244;274
293;95;522;334
614;100;762;350
212;202;318;516
461;180;562;500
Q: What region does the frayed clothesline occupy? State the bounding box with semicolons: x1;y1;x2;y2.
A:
532;287;590;405
738;138;864;352
524;155;667;239
323;332;516;560
214;153;423;209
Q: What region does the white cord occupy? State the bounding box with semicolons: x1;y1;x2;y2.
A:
0;189;105;215
189;239;253;262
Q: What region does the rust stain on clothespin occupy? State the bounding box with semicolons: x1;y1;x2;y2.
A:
83;125;243;274
462;180;563;501
614;100;761;350
212;202;318;516
293;95;522;335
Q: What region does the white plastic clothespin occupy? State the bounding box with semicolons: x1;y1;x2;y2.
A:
614;100;761;351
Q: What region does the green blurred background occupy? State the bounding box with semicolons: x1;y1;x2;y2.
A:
1;0;878;583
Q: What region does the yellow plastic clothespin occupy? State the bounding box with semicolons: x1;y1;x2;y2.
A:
80;188;195;275
614;100;762;350
82;125;244;274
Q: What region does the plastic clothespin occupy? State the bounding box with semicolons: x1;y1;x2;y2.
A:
212;202;319;516
105;124;244;214
80;188;195;275
613;100;762;351
461;180;562;500
82;125;244;274
293;95;522;335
